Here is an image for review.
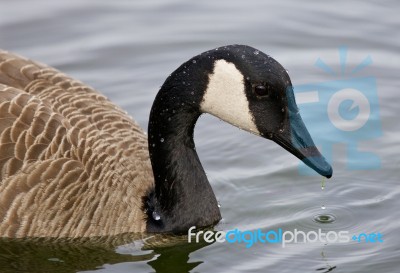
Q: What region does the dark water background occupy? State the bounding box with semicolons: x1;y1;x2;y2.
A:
1;1;399;272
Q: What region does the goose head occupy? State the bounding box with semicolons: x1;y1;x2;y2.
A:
146;45;332;233
199;47;332;178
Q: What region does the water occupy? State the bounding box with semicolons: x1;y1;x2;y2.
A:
1;0;399;272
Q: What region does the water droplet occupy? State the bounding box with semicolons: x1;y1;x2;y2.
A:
279;128;284;133
168;117;171;121
152;211;161;221
217;201;221;208
253;50;259;55
321;205;326;210
152;144;155;147
246;76;250;81
48;258;64;263
281;108;285;112
241;54;245;59
191;91;194;95
192;60;197;64
160;138;164;142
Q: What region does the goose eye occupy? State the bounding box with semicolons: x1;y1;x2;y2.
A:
254;85;269;97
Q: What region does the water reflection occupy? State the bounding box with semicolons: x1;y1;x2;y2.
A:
316;265;337;273
148;241;210;273
316;250;337;273
0;234;208;273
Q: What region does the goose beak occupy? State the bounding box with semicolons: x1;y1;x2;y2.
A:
273;110;333;178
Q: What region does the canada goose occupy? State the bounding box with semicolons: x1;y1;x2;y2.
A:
0;45;332;238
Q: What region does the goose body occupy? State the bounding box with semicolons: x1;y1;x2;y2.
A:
0;45;332;238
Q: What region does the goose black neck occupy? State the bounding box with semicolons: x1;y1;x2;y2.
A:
146;59;221;233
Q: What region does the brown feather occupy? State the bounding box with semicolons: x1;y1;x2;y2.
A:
0;50;154;238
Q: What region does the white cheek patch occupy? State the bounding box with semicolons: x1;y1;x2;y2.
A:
200;59;260;135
